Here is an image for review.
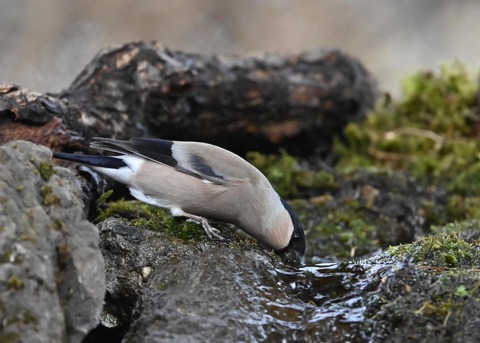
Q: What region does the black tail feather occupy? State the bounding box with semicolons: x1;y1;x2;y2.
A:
52;152;127;169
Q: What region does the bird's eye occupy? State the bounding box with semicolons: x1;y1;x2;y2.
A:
292;233;299;242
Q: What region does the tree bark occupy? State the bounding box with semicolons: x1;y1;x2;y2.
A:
1;41;377;157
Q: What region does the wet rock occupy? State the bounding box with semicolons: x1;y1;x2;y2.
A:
82;199;480;343
123;243;306;342
89;218;204;340
0;141;105;343
365;260;480;343
295;170;449;261
91;218;312;342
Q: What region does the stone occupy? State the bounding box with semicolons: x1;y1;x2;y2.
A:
0;141;105;343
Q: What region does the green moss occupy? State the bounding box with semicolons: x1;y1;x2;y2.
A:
366;257;480;338
157;281;169;291
291;196;382;259
448;195;480;220
15;185;24;192
388;232;479;268
7;275;24;290
39;184;60;206
1;250;24;264
454;285;470;297
38;160;55;181
295;170;337;189
336;62;479;197
97;199;208;241
314;208;377;258
23;311;38;325
52;218;65;231
414;298;463;325
431;220;479;235
1;250;12;263
96;189;114;209
4;310;38;328
0;332;20;343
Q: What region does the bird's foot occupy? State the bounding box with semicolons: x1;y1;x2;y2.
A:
186;218;224;240
171;208;224;241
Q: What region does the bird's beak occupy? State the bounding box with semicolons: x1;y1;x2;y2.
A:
278;249;304;266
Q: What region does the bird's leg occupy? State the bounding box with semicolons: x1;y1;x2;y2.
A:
170;208;224;240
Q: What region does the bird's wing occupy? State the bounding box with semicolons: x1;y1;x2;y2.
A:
90;137;256;185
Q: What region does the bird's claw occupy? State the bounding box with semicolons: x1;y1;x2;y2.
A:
186;218;224;241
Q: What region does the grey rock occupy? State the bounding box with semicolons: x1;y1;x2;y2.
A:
96;217;307;343
123;244;310;343
96;217;212;339
0;141;105;343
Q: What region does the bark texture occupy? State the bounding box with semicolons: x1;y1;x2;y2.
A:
1;42;376;157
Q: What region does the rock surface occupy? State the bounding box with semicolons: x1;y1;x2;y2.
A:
1;141;478;343
93;218;312;343
88;203;480;343
0;141;105;343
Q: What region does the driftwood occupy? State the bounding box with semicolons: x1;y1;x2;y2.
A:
0;41;376;157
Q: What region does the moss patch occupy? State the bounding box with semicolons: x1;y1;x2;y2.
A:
388;232;480;268
366;265;480;341
7;275;24;290
0;332;20;343
336;62;479;197
97;199;216;241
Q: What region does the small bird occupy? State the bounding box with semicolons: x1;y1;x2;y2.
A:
53;137;305;264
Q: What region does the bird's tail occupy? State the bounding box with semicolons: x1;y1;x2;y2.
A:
52;152;127;169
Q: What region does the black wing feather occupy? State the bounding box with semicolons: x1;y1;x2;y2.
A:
91;137;177;167
129;138;177;167
91;137;226;184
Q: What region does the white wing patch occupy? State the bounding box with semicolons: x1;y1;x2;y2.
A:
92;155;144;185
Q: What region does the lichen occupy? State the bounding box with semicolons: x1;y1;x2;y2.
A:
38;160;55;181
39;184;60;206
7;275;24;290
15;185;25;192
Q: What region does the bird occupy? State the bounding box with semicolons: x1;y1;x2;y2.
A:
52;137;305;264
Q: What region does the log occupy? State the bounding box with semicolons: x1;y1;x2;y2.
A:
1;41;377;157
0;83;84;151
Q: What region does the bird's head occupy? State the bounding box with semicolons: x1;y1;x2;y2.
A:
274;199;306;266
